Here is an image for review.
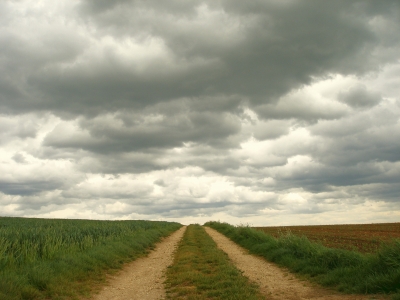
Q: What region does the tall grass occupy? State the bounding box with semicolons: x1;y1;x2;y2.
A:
205;221;400;298
0;217;181;300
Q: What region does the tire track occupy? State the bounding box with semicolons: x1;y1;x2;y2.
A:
204;226;388;300
90;226;186;300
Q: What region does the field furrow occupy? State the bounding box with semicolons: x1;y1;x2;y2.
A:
254;223;400;253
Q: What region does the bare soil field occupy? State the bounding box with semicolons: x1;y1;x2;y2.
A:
254;223;400;253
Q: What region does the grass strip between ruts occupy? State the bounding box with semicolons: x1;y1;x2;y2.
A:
165;224;264;300
205;221;400;300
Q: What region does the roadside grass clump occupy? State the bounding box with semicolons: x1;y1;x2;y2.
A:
165;224;264;300
0;217;181;300
205;221;400;298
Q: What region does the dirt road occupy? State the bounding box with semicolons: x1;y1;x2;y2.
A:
204;227;388;300
90;226;186;300
88;225;388;300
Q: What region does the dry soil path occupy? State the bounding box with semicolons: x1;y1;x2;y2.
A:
90;226;186;300
204;226;388;300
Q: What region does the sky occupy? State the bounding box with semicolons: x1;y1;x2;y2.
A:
1;0;400;226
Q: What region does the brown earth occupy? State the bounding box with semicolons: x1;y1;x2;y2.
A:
89;226;186;300
255;223;400;253
204;226;389;300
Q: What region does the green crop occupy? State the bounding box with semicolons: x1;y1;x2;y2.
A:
0;217;181;300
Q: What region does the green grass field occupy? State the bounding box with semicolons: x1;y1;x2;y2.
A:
3;217;400;300
165;224;264;300
0;217;181;300
205;221;400;299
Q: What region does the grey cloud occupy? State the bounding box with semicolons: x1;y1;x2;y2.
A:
321;133;400;166
355;183;400;202
232;104;400;197
256;96;349;122
0;115;38;143
311;122;400;166
154;179;167;187
0;180;63;196
71;144;241;175
136;200;269;218
0;161;85;197
263;120;400;193
272;162;396;193
193;156;242;174
310;115;372;138
74;152;171;174
338;84;381;108
11;152;27;164
0;3;86;114
61;183;153;200
44;111;241;153
80;0;199;16
2;0;399;117
253;120;291;140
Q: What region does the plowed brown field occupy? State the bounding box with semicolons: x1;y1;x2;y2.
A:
255;222;400;253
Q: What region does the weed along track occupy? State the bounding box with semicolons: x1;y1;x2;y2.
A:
0;217;182;300
96;224;380;300
204;226;390;300
91;226;186;300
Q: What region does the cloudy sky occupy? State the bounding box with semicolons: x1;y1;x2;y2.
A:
1;0;400;225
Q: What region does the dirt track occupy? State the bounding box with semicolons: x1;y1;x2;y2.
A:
90;226;186;300
88;225;388;300
204;226;388;300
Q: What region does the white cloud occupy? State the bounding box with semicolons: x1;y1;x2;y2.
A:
0;0;399;224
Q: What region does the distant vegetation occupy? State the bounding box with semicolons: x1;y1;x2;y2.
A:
0;217;181;300
165;224;264;299
205;221;400;299
255;223;400;253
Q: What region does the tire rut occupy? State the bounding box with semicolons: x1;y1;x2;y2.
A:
90;226;186;300
204;227;388;300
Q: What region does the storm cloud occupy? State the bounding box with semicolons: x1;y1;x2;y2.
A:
0;0;399;225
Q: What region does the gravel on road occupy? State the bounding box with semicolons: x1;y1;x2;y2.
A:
204;226;388;300
90;226;186;300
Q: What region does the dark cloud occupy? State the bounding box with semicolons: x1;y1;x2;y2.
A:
0;180;62;196
310;101;400;165
43;110;241;153
0;115;38;143
0;0;399;224
74;152;174;174
154;179;167;187
11;152;27;164
1;0;399;117
253;120;291;140
338;84;381;108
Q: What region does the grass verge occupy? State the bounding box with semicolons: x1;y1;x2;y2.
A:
0;217;181;300
165;224;264;300
205;221;400;299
